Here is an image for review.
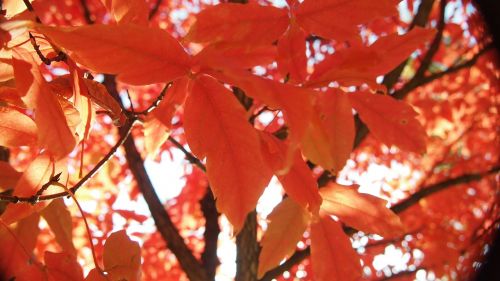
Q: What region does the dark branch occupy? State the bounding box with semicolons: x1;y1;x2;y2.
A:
105;75;210;281
200;188;220;280
80;0;94;24
148;0;163;20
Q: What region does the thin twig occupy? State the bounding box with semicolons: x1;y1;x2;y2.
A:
148;0;163;20
136;82;173;115
0;119;137;203
80;0;94;24
29;33;66;65
168;136;206;172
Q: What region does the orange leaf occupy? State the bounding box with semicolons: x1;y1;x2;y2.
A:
277;23;308;83
301;89;354;173
36;24;191;85
208;69;313;155
41;199;76;256
183;75;273;231
1;154;66;224
101;0;148;25
349;91;427;153
0;215;46;281
0;162;22;190
308;27;436;88
186;3;289;46
103;230;141;281
195;42;277;70
152;78;190;129
82;78;125;126
45;251;84;281
295;0;397;41
259;132;322;213
310;215;362;281
319;183;405;238
143;116;170;159
258;198;310;278
0;106;37;147
0;86;26;108
12;49;76;159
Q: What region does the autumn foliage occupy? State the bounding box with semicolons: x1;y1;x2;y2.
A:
0;0;498;281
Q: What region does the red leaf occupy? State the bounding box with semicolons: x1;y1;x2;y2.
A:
186;3;289;46
295;0;397;41
258;198;310;278
259;132;322;214
0;162;22;190
37;24;192;85
310;215;362;281
45;251;84;281
101;0;149;25
349;91;427;153
277;23;308;83
308;27;436;88
208;69;313;156
152;77;190;129
196;42;277;70
0;106;37;147
183;75;273;231
301;89;354;173
319;183;405;238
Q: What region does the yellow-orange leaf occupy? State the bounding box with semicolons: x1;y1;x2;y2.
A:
37;24;191;85
310;215;362;281
301;89;354;173
143;116;170;159
349;91;427;153
319;183;405;238
308;27;436;88
186;3;289;46
258;198;310;278
0;106;37;147
12;49;76;159
1;155;65;224
41;199;76;256
260;132;322;213
101;0;148;25
103;230;141;281
184;75;272;231
296;0;397;41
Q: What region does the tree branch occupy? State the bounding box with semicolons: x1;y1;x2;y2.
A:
80;0;94;24
121;129;209;281
200;189;220;280
100;75;210;281
148;0;163;20
259;166;500;281
236;211;259;281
